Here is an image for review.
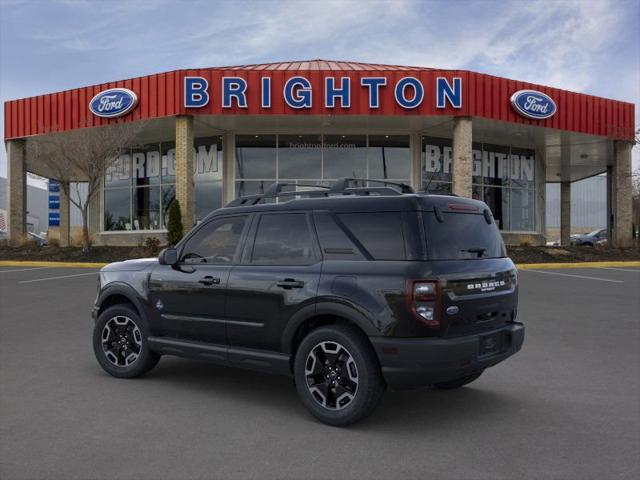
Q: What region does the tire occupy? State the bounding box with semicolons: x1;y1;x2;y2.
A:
434;371;483;390
294;324;385;427
93;304;160;378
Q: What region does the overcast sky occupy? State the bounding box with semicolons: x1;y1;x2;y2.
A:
1;0;638;181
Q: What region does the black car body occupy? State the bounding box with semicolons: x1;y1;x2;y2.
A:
92;180;524;425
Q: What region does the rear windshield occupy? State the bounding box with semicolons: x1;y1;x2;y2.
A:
423;211;506;260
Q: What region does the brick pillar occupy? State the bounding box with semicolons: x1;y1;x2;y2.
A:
452;117;473;197
611;141;633;247
175;115;194;233
6;139;27;245
59;181;70;247
560;181;571;246
222;133;235;205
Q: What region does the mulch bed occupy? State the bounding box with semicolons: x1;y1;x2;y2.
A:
1;244;638;264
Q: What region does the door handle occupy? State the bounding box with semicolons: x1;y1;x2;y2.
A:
276;278;305;289
199;276;221;286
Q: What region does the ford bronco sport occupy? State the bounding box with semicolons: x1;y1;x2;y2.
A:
92;178;524;426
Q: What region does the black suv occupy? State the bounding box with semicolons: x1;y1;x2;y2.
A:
92;179;524;426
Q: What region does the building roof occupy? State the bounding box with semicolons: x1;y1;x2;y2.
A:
4;59;635;141
213;59;434;71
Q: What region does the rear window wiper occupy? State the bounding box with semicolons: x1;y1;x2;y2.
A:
461;247;487;258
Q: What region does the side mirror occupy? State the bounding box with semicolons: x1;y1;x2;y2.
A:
158;247;178;266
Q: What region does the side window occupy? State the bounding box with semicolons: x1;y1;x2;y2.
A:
337;212;406;260
251;213;316;265
180;216;247;264
313;212;365;261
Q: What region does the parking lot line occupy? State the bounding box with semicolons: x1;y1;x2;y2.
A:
18;271;98;284
0;266;54;273
598;267;640;273
523;269;624;283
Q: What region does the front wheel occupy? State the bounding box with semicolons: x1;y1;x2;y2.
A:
93;304;160;378
294;325;385;427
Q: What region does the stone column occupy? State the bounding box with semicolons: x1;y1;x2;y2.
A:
452;117;473;197
222;133;235;205
175;115;194;233
59;182;70;247
560;181;571;246
6;139;27;245
610;141;633;247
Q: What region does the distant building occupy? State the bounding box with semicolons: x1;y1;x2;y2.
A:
0;176;48;234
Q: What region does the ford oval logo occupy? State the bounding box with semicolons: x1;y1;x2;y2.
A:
89;88;138;118
510;89;556;120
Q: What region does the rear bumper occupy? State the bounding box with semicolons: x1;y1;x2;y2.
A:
370;323;524;390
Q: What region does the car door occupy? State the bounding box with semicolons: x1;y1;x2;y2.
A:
226;211;322;352
148;214;250;345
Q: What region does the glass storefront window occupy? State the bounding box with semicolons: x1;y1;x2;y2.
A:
132;186;161;230
105;153;131;188
279;134;322;179
104;188;131;231
104;136;224;231
323;134;366;179
195;181;222;221
161;142;176;184
422;136;453;187
194;137;222;183
161;185;175;227
235;135;277;179
509;188;535;231
422;136;537;232
368;135;410;180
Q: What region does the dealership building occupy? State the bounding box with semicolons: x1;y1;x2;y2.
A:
3;60;636;246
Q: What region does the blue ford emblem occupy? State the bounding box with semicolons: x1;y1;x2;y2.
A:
446;306;459;315
89;88;138;118
510;89;556;120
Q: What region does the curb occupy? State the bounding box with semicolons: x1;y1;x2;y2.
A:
1;260;639;270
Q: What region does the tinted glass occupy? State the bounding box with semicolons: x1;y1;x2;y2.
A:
195;181;222;221
278;134;322;179
337;212;406;260
132;186;160;230
194;136;222;183
252;214;315;265
323;134;366;179
181;216;247;264
368;135;410;179
313;212;365;260
104;188;131;231
424;212;505;260
235;135;276;179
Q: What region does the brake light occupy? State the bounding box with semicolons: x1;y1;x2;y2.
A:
448;203;479;212
406;280;440;327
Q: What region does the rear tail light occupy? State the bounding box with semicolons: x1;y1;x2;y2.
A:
406;280;440;327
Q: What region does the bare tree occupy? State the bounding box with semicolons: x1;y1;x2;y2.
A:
27;122;143;251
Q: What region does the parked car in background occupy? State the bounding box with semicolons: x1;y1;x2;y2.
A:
27;231;48;246
571;229;607;247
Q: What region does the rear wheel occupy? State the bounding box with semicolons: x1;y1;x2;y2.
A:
294;325;384;426
434;371;483;389
93;304;160;378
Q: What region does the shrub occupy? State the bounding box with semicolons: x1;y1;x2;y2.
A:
144;236;161;257
166;200;183;246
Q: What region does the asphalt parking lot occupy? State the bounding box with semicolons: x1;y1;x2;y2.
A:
1;265;639;480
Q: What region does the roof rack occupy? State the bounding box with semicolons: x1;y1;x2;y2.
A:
225;177;415;207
